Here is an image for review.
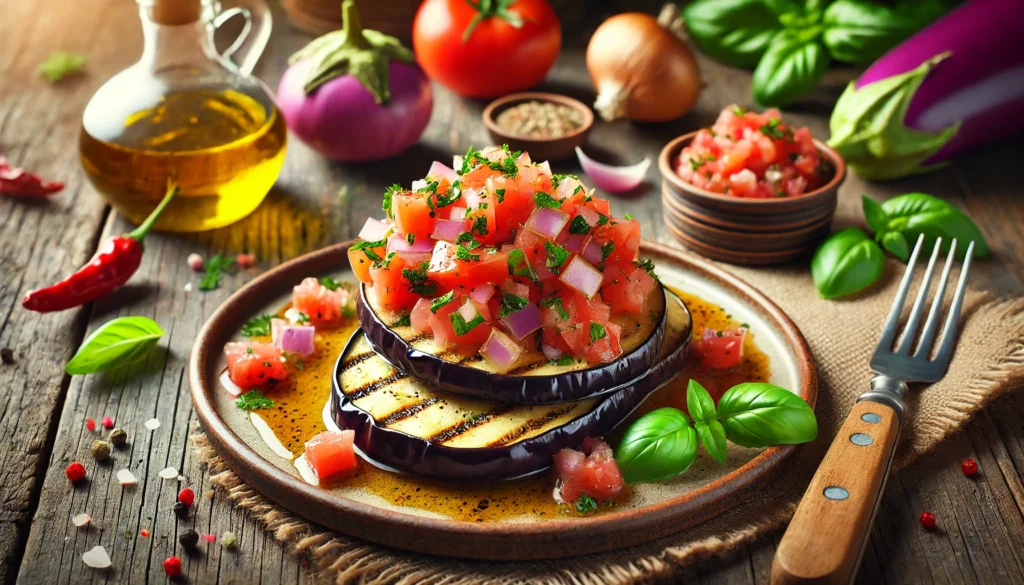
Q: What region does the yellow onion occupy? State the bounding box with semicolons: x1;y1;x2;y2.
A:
586;4;701;122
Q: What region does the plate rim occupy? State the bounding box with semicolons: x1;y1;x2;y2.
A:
189;240;818;560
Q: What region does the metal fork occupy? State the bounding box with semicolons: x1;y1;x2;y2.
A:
772;235;975;585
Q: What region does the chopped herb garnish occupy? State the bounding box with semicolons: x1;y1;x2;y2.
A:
568;215;591;235
373;251;397;269
597;214;611;226
507;248;538;279
495;188;505;203
590;322;607;343
550;173;577;188
350;239;386;263
295;312;310;324
739;322;750;329
498;291;529;318
731;106;746;116
485;145;521;177
575;495;598;513
319;276;344;290
689;157;702;171
431;291;456;313
455;232;481;249
456;245;480;262
540;295;570;319
382;184;402;218
436;181;462;207
601;241;615;262
471;215;489;236
550;355;575;366
236;389;275;411
450;311;484;336
393;315;412;327
533;191;561;209
402;267;436;296
544;241;570;272
624;213;634;220
406;233;415;245
759;117;789;140
240;314;273;337
199;254;235;291
573;185;584;196
634;258;658;279
417;180;439;194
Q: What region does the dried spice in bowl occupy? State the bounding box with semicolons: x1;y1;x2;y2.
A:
495;100;584;139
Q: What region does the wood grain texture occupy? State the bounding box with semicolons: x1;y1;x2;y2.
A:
773;401;901;585
0;0;1022;583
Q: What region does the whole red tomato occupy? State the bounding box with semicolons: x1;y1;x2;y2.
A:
413;0;561;98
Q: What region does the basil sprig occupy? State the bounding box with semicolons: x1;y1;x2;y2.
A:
863;193;989;261
811;228;884;299
684;0;946;107
66;316;165;375
615;380;816;483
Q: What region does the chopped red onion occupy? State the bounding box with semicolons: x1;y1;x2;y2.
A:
556;176;583;200
388;232;433;254
450;207;467;221
470;284;496;304
457;299;480;323
525;207;570;240
500;303;543;340
563;234;586;253
428;241;452;272
219;370;243;397
358;217;391;242
536;160;552;176
427;161;458;183
517;152;533;166
503;280;530;299
576;207;600;227
582;237;603;265
480;329;523;374
431;219;463;243
575;147;651;193
275;323;316;355
559;256;603;299
452;154;464;170
541;343;562;361
271;318;288;344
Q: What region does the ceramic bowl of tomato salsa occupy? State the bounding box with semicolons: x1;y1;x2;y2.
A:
658;106;846;266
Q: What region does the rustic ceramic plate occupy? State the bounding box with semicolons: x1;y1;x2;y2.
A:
189;241;817;560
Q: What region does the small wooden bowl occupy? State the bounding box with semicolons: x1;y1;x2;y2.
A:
482;92;593;161
658;131;846;266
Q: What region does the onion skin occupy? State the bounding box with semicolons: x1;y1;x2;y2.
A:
277;60;433;162
586;11;701;122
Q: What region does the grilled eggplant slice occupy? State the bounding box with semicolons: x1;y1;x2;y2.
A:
357;284;668;403
333;291;691;481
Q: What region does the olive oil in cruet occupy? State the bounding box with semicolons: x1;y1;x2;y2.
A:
80;0;286;232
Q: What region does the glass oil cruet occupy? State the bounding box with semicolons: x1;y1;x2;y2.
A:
80;0;286;232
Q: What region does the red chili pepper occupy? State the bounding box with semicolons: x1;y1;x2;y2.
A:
22;184;178;313
0;155;64;198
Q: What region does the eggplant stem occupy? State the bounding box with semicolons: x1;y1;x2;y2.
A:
594;82;629;122
657;3;687;42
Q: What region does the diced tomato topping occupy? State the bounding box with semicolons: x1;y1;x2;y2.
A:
304;430;357;481
553;438;624;504
291;277;351;328
224;341;287;389
410;297;433;334
699;328;747;369
394;193;435;239
348;244;385;284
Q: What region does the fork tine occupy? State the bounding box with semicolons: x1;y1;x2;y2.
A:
878;234;926;350
915;240;957;357
895;237;943;355
933;241;975;367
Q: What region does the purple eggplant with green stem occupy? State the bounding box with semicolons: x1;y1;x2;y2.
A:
828;0;1024;180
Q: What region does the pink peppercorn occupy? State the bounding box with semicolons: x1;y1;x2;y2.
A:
101;416;113;429
236;253;255;268
85;418;95;432
187;253;204;271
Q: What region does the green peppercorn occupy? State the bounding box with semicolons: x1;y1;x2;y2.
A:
109;428;128;447
178;528;199;550
90;440;111;461
173;501;189;519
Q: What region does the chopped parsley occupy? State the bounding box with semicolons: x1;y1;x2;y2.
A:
597;214;612;226
199;254;235;291
319;276;344;290
540;295;570;320
549;355;575;366
506;248;538;280
240;314;273;337
498;291;529;318
759;117;790;140
416;180;439;195
455;232;481;249
731;106;746;116
624;213;634;220
575;495;598;513
393;315;412;327
544;241;570;273
402;266;436;296
533;191;561;209
485;145;521;177
406;233;416;245
382;184;402;218
436;181;462;207
373;251;397;269
634;258;658;279
236;389;274;411
450;311;484;336
495;188;505;203
471;215;489;236
590;322;607;343
455;245;480;262
430;290;456;313
689;157;702;171
294;312;311;325
550;173;577;188
350;239;386;263
601;241;615;262
568;215;591;235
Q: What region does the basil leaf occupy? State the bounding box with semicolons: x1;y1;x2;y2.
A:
881;231;910;261
615;407;698;483
716;383;817;448
683;0;783;67
686;379;717;425
879;193;990;260
66;316;165;375
695;420;728;464
811;228;884;299
823;0;946;64
861;195;889;234
752;31;829;107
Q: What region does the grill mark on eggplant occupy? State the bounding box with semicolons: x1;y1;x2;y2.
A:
507;356;551;375
346;370;408;399
429;406;512;444
340;351;377;369
490;405;580;447
379;397;441;426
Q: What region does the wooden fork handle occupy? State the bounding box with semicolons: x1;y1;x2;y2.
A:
771;400;901;585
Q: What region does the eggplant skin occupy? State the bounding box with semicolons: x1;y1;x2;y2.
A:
357;284;668;404
332;292;692;482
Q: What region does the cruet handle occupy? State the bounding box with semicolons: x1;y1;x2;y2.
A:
214;0;272;77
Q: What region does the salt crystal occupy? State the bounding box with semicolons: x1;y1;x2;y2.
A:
144;418;161;430
82;545;111;569
72;513;92;527
116;469;137;486
158;467;178;480
184;282;193;292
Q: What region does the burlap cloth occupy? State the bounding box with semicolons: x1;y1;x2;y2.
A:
192;256;1024;584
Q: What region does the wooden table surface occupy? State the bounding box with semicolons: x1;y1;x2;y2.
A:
2;0;1023;583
